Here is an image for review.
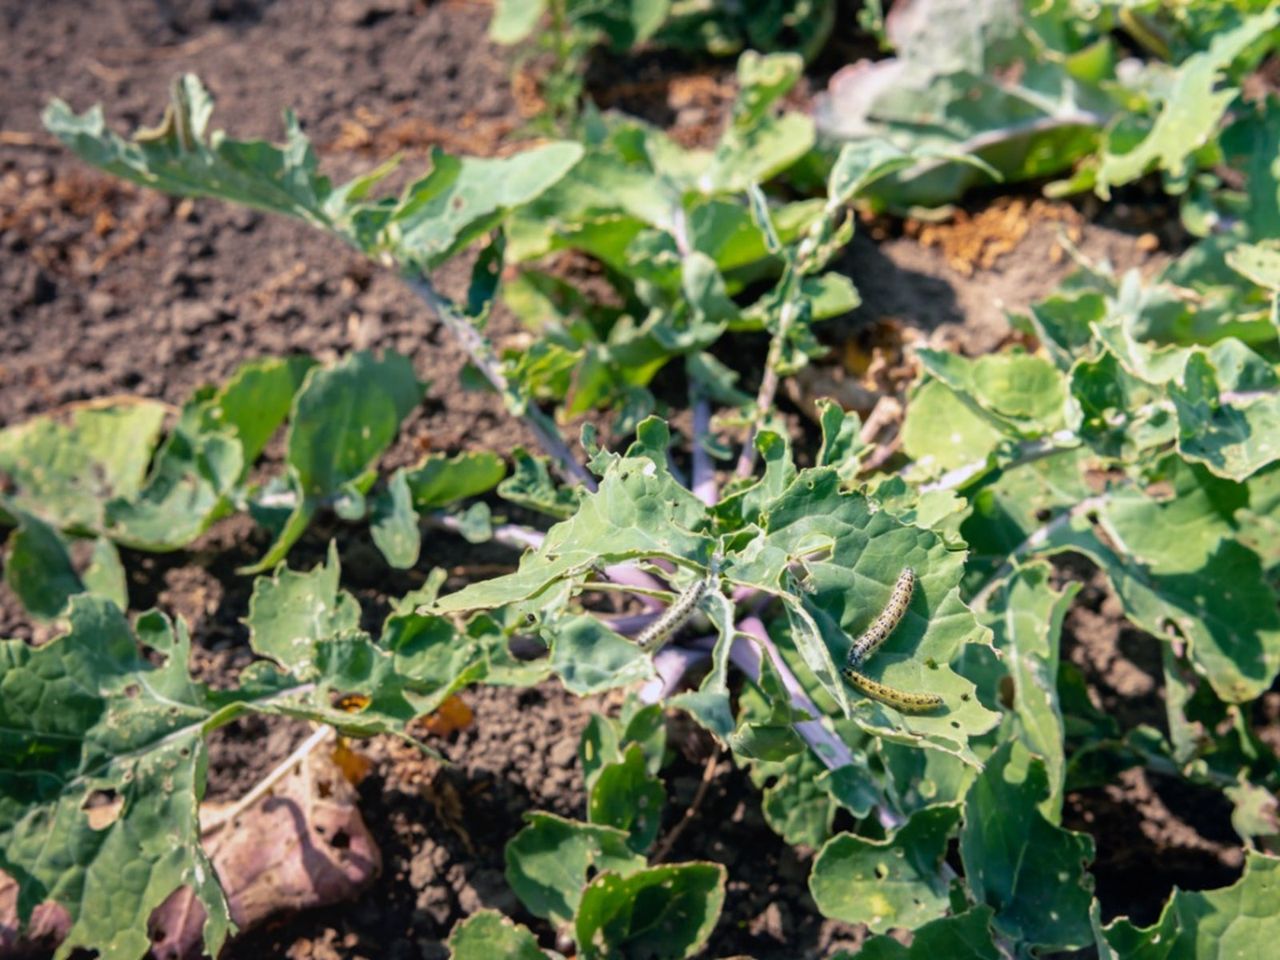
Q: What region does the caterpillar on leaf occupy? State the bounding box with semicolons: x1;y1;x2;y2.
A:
634;577;709;652
843;567;943;713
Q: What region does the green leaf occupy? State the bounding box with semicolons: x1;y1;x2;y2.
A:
289;350;422;499
82;538;128;611
385;144;585;268
587;743;665;853
246;350;424;572
505;813;646;926
901;380;1007;474
548;615;655;696
447;910;547;960
982;562;1080;819
0;589;429;958
1040;514;1280;703
2;507;85;620
1096;9;1280;195
815;399;865;481
810;805;961;933
245;542;362;663
430;446;712;615
916;349;1067;437
404;450;506;508
44;75;337;227
1104;851;1280;958
243;544;458;728
839;907;1000;960
1171;343;1280;482
105;356;310;550
826;139;918;206
573;862;726;960
1226;241;1280;292
0;399;167;532
748;749;836;847
498;448;584;520
489;0;547;44
959;741;1095;950
371;469;421;569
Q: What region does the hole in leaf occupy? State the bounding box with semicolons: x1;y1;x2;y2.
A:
123;683;140;699
330;829;351;850
82;789;123;830
331;692;371;712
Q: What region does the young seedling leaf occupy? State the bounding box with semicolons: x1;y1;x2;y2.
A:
447;909;546;960
587;743;665;853
244;350;424;572
504;813;645;927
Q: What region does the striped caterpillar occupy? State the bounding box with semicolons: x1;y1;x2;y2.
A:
634;577;709;652
842;667;944;713
843;567;943;713
847;567;915;667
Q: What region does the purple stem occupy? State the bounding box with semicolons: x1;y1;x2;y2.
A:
639;643;712;703
691;394;717;507
735;616;857;771
603;563;668;611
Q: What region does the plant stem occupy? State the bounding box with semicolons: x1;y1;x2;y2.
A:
691;392;717;506
639;642;713;703
735;298;798;478
425;512;547;552
735;616;857;770
969;494;1107;611
403;273;596;490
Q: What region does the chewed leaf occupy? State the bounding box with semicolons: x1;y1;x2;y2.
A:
0;398;167;532
431;449;713;614
1104;851;1280;956
726;467;998;758
811;805;960;932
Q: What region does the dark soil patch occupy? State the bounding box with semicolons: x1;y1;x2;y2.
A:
1;1;1268;958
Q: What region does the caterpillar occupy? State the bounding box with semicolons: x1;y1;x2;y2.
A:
847;567;914;667
843;666;944;713
635;577;709;652
843;566;943;713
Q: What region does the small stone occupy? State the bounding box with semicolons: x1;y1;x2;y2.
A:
1136;232;1159;253
548;738;577;770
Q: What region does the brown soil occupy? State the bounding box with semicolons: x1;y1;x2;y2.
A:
0;1;1261;957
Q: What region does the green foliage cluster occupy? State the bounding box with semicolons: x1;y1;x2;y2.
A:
4;3;1280;958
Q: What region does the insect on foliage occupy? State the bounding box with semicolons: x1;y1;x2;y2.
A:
843;567;943;713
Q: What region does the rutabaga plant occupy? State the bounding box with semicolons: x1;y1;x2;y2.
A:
489;0;834;125
8;22;1280;958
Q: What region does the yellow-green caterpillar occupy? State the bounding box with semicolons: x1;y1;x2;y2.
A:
843;567;943;713
635;577;708;652
842;667;944;712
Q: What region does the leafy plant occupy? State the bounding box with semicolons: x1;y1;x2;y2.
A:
4;7;1280;957
489;0;834;125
